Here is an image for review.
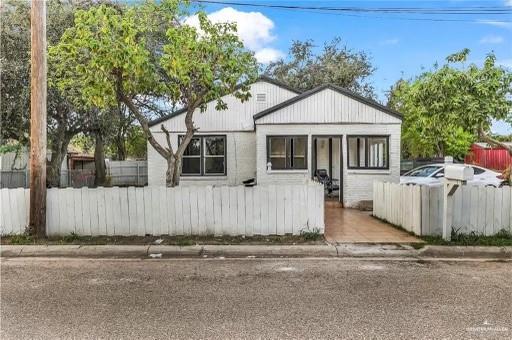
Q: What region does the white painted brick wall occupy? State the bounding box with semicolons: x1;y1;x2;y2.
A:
147;132;256;186
255;124;401;207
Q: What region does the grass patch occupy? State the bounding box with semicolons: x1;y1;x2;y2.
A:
62;232;81;243
371;214;512;247
300;228;322;241
1;233;325;246
422;228;512;247
8;234;34;245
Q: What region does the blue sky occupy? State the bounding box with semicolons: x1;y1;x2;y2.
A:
191;0;512;135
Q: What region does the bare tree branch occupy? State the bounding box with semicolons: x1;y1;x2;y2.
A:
160;124;174;155
479;127;512;156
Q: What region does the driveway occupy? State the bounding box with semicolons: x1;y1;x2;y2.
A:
325;204;422;243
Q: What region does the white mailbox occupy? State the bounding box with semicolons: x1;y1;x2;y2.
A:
441;161;475;242
444;164;474;182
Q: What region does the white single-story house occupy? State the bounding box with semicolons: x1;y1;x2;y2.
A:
147;76;402;208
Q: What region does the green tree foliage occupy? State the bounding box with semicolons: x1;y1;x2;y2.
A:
264;37;375;98
0;0;31;143
71;126;147;160
1;0;120;186
388;49;512;161
124;126;147;160
50;1;258;186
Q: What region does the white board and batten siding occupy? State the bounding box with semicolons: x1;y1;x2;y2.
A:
0;183;324;236
255;88;402;125
373;181;512;236
154;80;298;133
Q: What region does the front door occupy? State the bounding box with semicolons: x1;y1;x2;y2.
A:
312;135;343;203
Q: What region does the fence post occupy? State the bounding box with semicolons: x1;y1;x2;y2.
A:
25;168;29;188
136;163;140;187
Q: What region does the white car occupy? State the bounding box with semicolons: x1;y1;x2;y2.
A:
400;164;503;187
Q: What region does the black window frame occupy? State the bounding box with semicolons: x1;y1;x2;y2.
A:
266;135;308;170
178;135;227;176
347;135;390;170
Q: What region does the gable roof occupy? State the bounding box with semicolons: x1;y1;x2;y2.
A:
253;84;402;121
148;76;301;127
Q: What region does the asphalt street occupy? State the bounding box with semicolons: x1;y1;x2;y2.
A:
1;257;511;339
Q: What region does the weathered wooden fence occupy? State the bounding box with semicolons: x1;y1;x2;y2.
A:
0;183;324;236
373;182;512;236
0;161;148;189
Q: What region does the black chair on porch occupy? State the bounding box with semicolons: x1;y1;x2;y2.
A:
315;169;339;197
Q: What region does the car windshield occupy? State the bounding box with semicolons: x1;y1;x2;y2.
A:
404;166;442;177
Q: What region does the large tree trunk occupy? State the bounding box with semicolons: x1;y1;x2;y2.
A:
94;131;107;187
47;129;73;188
114;104;127;160
114;132;126;161
165;155;182;187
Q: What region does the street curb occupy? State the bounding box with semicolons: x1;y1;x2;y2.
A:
2;244;512;259
1;245;149;258
0;244;337;258
418;245;512;259
335;244;418;258
202;245;338;258
148;245;203;257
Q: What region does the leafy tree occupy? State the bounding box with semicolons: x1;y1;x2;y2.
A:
388;79;476;159
124;126;147;160
1;0;118;186
1;0;32;143
264;37;375;98
50;1;258;187
388;49;512;163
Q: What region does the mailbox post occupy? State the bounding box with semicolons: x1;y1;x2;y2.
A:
442;164;474;240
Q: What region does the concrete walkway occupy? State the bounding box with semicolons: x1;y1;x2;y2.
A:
324;204;422;243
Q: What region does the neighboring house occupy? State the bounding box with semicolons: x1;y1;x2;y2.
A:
147;76;402;208
465;142;512;171
67;150;95;171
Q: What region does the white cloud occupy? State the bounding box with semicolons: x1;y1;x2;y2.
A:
254;48;284;63
497;58;512;68
505;0;512;6
379;38;399;46
477;20;512;29
184;7;283;64
479;35;504;44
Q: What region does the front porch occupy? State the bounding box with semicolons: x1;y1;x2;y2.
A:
324;201;422;243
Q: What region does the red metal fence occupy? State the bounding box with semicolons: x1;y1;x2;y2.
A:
465;144;511;171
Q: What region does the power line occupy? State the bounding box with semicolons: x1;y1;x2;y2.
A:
190;0;512;23
192;1;512;13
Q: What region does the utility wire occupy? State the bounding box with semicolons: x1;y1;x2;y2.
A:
190;0;512;23
192;1;512;13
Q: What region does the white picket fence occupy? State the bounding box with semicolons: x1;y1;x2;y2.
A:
0;183;324;236
373;182;512;236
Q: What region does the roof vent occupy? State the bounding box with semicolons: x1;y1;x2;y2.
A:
256;93;266;102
